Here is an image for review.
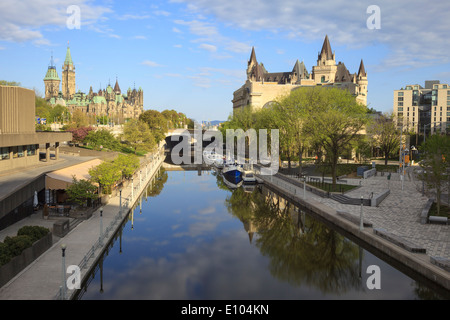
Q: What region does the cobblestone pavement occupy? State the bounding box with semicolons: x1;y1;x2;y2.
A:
275;166;449;260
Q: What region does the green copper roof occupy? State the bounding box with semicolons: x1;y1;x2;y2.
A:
93;95;107;104
64;46;74;66
44;66;60;81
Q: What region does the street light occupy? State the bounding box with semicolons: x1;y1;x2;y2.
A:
360;196;364;231
99;207;103;247
61;243;66;300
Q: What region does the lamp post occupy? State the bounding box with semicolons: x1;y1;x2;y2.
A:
303;175;306;199
61;244;66;300
360;196;364;231
99;207;103;247
119;189;122;218
131;177;134;201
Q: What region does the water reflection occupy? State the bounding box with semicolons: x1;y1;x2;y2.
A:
225;185;362;295
75;169;449;300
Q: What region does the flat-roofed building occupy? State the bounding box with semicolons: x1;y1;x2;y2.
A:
393;81;450;135
0;85;72;173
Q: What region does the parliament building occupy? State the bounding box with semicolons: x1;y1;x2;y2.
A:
43;44;144;120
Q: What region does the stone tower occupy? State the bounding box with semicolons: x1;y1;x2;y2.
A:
357;59;368;98
312;35;337;84
62;44;76;100
43;54;60;100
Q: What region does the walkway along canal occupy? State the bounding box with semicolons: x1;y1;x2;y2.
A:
58;147;166;300
254;169;450;293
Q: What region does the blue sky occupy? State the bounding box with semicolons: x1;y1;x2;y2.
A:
1;0;450;122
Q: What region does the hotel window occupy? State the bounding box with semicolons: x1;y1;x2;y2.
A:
398;97;404;102
398;107;403;112
1;147;9;160
398;102;403;106
398;92;404;96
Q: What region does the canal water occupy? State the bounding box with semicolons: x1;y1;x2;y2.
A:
75;167;449;300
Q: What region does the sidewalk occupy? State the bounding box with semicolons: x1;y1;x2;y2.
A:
0;151;164;300
257;167;450;290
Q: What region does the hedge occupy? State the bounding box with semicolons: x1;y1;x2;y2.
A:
0;226;50;266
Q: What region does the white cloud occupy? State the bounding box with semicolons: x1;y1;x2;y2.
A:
133;35;148;40
172;27;182;33
199;43;217;52
142;60;164;67
117;14;151;21
174;0;450;69
0;0;111;43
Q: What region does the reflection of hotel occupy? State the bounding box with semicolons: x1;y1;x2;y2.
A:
232;35;368;111
0;85;72;173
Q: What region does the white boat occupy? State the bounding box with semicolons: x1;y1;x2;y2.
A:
242;171;256;184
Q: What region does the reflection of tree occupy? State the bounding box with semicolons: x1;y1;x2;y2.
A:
413;282;450;300
224;184;363;295
145;168;168;198
212;170;234;192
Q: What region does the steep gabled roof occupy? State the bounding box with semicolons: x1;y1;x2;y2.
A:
319;35;333;60
114;78;121;94
292;60;309;80
335;62;352;82
358;59;367;77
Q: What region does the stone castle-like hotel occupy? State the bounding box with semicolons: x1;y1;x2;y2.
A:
232;35;368;110
43;44;144;119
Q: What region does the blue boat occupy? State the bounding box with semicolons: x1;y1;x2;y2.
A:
222;161;243;184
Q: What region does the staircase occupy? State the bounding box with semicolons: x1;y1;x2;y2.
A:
330;194;371;206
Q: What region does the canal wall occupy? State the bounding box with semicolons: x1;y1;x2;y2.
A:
256;173;450;293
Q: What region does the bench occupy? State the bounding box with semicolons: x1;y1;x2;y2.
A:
373;228;426;254
428;216;448;225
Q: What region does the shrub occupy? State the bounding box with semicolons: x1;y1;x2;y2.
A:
3;235;34;257
17;226;50;243
0;242;13;266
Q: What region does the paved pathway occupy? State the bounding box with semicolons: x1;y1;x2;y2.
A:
0;151;164;300
268;166;449;260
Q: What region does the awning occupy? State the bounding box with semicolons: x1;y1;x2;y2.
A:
46;158;103;190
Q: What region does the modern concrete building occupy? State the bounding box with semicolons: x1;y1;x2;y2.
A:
393;80;450;135
232;35;368;111
0;84;72;230
0;85;72;173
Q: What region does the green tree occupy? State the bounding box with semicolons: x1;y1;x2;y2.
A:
367;112;400;165
122;119;156;154
84;129;121;151
66;176;98;206
302;87;368;185
114;154;140;180
0;80;21;86
139;109;167;143
418;134;450;216
89;161;122;195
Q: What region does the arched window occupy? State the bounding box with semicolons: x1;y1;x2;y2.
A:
321;76;325;83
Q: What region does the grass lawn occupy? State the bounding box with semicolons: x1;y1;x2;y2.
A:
429;202;450;218
306;180;358;193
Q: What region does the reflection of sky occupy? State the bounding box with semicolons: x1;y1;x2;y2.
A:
79;171;443;300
